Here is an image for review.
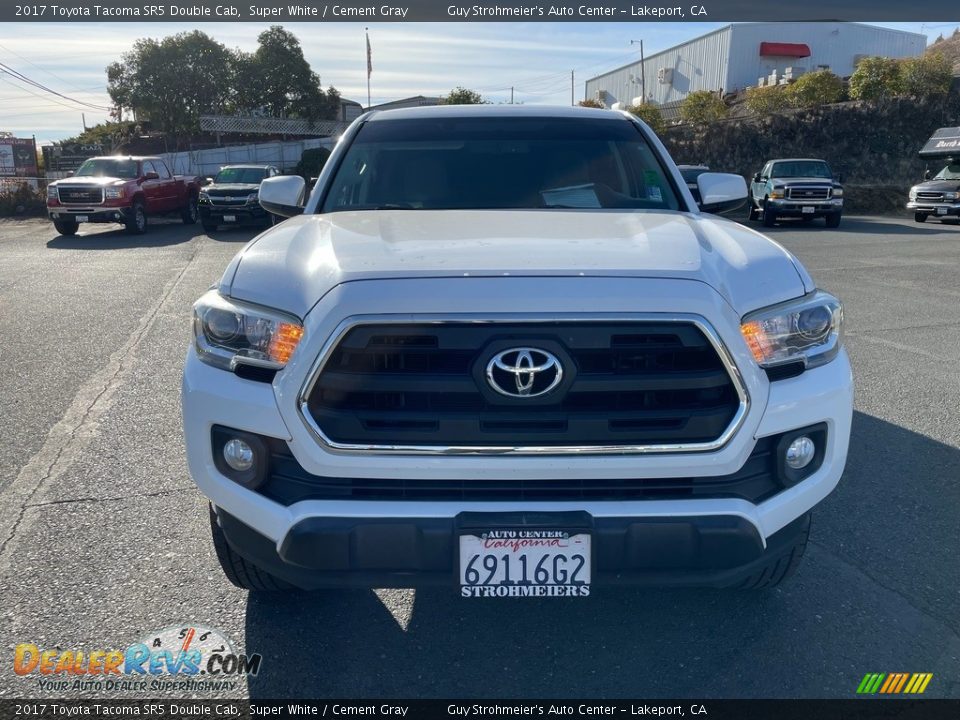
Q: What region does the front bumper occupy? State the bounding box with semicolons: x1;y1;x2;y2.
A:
200;202;269;225
768;199;842;217
48;206;131;224
907;201;960;216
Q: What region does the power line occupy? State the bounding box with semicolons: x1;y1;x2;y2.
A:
0;61;113;111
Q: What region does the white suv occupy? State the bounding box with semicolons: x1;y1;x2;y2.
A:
182;106;852;595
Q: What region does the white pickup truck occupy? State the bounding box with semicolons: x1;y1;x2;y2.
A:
182;106;852;596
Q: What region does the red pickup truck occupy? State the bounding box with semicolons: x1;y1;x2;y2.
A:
46;156;202;236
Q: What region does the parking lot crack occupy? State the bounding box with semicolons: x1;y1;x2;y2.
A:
25;485;198;509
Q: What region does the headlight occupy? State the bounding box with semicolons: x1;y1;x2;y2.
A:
740;291;843;370
193;290;304;371
909;188;918;200
105;187;124;199
769;189;785;199
944;191;959;201
198;191;210;201
46;185;58;200
832;188;843;198
247;192;259;203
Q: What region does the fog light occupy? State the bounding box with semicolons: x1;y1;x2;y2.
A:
223;438;254;472
785;436;815;470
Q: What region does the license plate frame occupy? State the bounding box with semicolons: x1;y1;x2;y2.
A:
459;529;591;598
936;206;948;216
801;206;815;214
223;214;237;222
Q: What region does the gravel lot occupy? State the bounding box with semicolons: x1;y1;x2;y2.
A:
0;214;957;699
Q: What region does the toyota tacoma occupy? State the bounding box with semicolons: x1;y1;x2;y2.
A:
47;155;201;236
182;106;852;595
749;158;844;228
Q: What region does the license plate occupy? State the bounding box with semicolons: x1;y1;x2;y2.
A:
224;214;237;222
936;207;947;215
459;530;591;598
76;215;88;222
801;206;815;214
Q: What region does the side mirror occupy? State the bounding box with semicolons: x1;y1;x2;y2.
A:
203;177;215;186
142;171;160;181
66;170;75;177
259;175;306;217
924;169;931;180
697;172;748;215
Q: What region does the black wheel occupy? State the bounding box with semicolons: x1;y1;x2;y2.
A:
761;200;777;227
739;513;811;589
914;212;928;223
748;202;760;222
202;221;218;233
53;219;78;236
181;196;199;225
825;212;842;228
209;504;294;592
125;200;147;235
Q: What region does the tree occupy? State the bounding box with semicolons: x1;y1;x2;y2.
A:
107;31;235;142
59;121;137;153
441;87;487;105
245;26;339;121
578;98;604;108
786;70;845;108
623;103;665;134
849;57;904;100
679;91;727;125
900;54;953;97
745;85;791;116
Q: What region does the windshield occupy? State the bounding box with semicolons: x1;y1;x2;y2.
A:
321;116;682;212
75;158;139;179
933;164;960;180
770;160;832;179
215;167;269;184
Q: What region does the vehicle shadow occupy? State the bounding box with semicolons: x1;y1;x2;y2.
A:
755;216;950;235
204;225;269;242
45;223;200;250
243;411;960;699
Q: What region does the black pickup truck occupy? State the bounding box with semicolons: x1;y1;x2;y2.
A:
748;158;844;228
198;164;279;232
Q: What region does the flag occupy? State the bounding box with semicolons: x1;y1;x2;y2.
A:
366;30;372;78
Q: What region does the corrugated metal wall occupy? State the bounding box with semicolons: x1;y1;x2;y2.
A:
585;27;731;107
585;23;926;108
726;22;927;92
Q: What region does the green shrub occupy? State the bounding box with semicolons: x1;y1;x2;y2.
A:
786;70;845;108
294;146;331;181
900;53;952;97
679;91;727;125
0;182;46;217
577;98;605;109
441;87;487;105
745;85;791;115
849;56;904;100
623;103;665;134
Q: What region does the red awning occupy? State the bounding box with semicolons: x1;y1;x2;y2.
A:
759;42;811;58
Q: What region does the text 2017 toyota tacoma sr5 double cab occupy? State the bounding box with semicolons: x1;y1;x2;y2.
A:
182;106;852;596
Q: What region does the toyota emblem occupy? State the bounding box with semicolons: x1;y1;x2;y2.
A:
485;347;563;398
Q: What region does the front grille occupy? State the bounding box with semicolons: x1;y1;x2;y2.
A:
207;189;254;206
917;192;944;201
257;433;779;504
304;321;742;450
787;186;830;200
57;186;103;204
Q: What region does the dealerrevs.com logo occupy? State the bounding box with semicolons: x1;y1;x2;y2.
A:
13;625;261;693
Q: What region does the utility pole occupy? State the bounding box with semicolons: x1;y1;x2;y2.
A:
510;86;514;104
571;70;574;106
630;39;646;102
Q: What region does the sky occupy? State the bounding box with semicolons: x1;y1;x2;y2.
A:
0;21;949;142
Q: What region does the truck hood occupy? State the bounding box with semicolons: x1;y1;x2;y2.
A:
52;176;127;186
913;179;960;192
205;183;260;193
224;210;812;318
769;176;838;186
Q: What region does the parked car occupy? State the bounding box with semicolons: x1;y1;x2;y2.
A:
198;164;280;232
46;156;201;236
183;106;851;595
749;158;844;228
677;164;710;203
908;162;960;224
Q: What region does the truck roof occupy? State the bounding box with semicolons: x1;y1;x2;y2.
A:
365;104;627;122
87;155;163;162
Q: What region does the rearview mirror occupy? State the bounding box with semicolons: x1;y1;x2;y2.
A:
259;175;306;217
697;173;748;215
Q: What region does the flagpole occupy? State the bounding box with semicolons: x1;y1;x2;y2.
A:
366;27;372;109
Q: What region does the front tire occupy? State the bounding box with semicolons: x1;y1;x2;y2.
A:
739;513;811;589
209;504;293;592
914;212;928;223
125;201;147;235
53;219;78;236
825;212;842;228
761;201;777;227
181;196;198;225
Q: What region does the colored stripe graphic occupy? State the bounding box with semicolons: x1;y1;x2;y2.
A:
857;673;932;694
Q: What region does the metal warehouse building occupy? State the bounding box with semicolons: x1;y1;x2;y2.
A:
585;23;926;109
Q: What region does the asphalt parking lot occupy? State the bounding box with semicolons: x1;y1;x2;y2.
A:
0;214;957;700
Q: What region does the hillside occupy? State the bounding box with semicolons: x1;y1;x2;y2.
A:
928;30;960;72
